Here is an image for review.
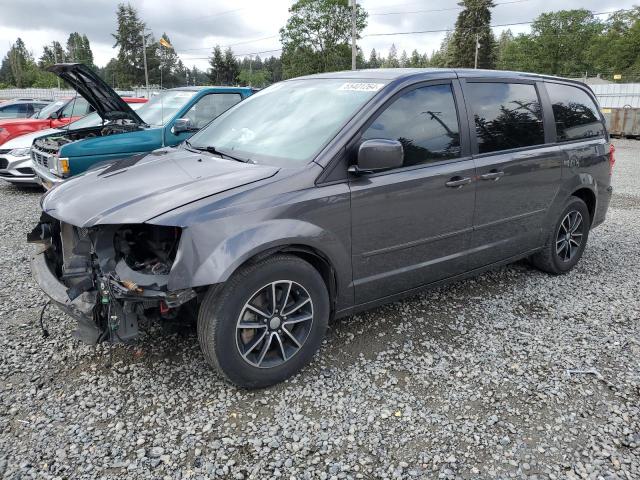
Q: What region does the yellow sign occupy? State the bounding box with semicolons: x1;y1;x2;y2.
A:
613;74;622;80
601;108;611;114
159;38;173;49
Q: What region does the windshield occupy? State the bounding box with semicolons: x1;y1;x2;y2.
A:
32;100;65;119
187;79;385;166
135;90;196;126
64;102;145;130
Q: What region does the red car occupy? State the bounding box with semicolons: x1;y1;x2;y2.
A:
0;96;147;146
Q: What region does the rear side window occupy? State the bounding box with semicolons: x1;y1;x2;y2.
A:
466;82;544;154
0;103;27;118
546;83;604;142
362;84;461;167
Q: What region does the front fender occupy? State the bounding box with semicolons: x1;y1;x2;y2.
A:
167;218;350;293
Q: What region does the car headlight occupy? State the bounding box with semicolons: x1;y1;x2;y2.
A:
9;147;30;157
51;156;70;177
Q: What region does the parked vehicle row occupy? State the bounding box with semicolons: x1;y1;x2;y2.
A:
0;63;252;188
31;64;252;189
0;98;51;119
0;96;95;146
0;98;145;185
27;67;613;388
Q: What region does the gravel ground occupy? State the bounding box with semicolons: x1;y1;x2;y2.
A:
0;140;638;480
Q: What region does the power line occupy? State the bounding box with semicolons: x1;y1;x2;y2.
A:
364;8;637;37
370;0;530;17
181;48;283;60
179;35;279;53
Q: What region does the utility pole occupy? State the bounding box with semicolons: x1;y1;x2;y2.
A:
350;0;357;70
474;33;480;69
141;29;150;98
52;42;60;89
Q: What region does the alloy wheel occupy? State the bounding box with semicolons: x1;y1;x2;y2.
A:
556;210;584;262
236;280;314;368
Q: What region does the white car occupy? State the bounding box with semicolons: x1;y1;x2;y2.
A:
0;102;146;186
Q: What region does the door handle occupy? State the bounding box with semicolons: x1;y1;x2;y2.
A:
445;176;472;188
479;170;505;181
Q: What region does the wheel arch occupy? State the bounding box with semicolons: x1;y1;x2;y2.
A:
167;219;351;313
237;244;339;318
570;187;596;224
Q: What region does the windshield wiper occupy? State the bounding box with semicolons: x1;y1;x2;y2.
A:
185;141;250;163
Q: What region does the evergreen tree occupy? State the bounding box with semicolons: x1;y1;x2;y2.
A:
430;31;454;67
66;33;94;67
368;48;380;68
112;3;149;87
174;59;188;87
399;50;408;68
263;56;283;83
223;47;239;85
383;44;399;68
39;41;66;67
208;45;224;84
2;38;37;87
408;49;422;67
495;29;514;70
449;0;496;69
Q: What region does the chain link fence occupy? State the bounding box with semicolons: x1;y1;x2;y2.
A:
0;87;153;101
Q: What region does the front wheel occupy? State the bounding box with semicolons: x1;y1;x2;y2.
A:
530;196;591;274
197;254;330;388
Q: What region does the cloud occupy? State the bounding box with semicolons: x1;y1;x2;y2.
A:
0;0;633;71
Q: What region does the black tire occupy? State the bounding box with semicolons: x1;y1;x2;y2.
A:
530;196;591;274
197;254;329;388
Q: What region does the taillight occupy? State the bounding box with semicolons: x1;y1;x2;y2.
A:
609;143;616;176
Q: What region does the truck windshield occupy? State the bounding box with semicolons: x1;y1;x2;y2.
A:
187;79;385;166
136;90;196;126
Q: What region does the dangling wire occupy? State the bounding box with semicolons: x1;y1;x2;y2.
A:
39;299;51;338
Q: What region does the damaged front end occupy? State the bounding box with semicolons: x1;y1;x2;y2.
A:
28;213;196;344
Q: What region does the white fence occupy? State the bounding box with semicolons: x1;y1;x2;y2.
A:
0;87;151;100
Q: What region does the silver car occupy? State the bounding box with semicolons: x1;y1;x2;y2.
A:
0;103;146;186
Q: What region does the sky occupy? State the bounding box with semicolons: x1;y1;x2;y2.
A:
0;0;635;71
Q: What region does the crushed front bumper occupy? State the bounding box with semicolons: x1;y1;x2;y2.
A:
30;250;101;343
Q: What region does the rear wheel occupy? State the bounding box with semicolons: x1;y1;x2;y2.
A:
197;254;329;388
530;196;591;274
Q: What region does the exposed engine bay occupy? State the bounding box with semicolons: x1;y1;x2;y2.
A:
33;122;142;153
28;213;198;344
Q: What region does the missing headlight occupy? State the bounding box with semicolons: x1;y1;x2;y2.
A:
114;224;181;276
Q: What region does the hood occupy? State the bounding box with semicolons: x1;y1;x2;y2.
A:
2;128;61;149
41;148;279;227
46;63;144;126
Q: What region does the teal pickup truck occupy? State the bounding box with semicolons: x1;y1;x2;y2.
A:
32;63;253;188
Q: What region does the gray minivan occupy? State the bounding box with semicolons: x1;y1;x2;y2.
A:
29;69;613;388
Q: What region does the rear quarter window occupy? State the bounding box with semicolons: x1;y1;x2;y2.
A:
466;82;545;154
546;83;605;142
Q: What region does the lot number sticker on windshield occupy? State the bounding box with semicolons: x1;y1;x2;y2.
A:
338;82;384;92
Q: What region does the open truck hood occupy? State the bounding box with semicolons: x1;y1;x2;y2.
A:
41;148;279;227
46;63;145;125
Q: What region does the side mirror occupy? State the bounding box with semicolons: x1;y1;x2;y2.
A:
48;111;61;120
171;118;196;134
349;139;404;174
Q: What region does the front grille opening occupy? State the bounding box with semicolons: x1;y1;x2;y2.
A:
17;167;34;175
